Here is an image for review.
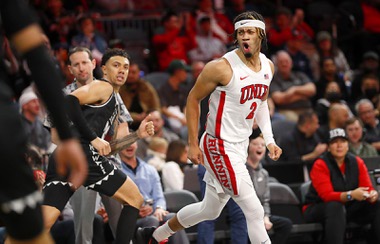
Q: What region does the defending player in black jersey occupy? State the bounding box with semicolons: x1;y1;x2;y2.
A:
42;48;154;244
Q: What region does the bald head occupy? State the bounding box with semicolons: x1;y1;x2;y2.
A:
328;103;350;128
275;50;293;76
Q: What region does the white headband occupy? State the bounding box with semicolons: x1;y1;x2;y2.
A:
234;20;265;31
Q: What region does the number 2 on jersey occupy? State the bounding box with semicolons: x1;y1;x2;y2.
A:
246;101;257;119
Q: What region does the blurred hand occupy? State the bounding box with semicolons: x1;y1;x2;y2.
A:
97;207;109;223
292;9;304;26
188;144;204;165
137;114;154;138
264;216;273;231
314;143;327;157
368;190;379;203
285;86;297;96
91;137;111;156
139;205;153;218
182;12;192;31
267;143;282;161
34;170;46;190
55;139;88;190
153;208;169;222
352;187;370;201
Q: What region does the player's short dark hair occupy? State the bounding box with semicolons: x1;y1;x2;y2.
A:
67;47;93;65
101;48;130;66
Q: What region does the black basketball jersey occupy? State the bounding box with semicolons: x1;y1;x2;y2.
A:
81;92;119;141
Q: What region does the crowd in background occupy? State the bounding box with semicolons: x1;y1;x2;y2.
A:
3;0;380;243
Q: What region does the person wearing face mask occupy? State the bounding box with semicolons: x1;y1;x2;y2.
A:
315;81;353;126
358;74;380;112
351;51;380;102
314;57;350;105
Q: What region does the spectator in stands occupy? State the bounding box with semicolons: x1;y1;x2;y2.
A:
351;51;380;102
357;74;380;109
303;128;380;244
39;0;76;48
152;11;196;71
246;135;293;244
187;61;205;90
136;109;179;159
309;31;351;82
119;63;161;130
19;87;51;151
191;0;234;45
317;103;351;143
119;142;189;244
188;16;227;64
224;0;250;23
182;61;206;104
284;31;313;80
270;50;316;122
267;7;314;53
314;57;350;103
345;117;378;157
71;15;108;65
157;60;190;139
161;140;189;192
355;99;380;152
94;0;163;13
280;110;327;164
145;137;169;173
161;0;197;13
315;81;352;126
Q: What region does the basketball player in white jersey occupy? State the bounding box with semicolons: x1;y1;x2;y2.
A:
137;11;282;244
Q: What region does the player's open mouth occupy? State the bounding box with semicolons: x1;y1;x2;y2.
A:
256;150;263;156
243;43;249;52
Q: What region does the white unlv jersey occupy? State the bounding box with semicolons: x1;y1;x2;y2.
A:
205;49;273;143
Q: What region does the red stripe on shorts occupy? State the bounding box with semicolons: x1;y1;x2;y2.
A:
215;91;226;138
217;139;238;195
203;134;238;195
203;134;221;184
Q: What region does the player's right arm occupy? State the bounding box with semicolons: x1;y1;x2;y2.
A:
68;81;114;156
186;58;232;165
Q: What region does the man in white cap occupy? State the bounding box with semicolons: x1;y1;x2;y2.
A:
19;87;51;151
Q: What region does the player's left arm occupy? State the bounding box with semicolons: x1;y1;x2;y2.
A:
256;59;282;161
70;81;113;105
108;115;154;156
